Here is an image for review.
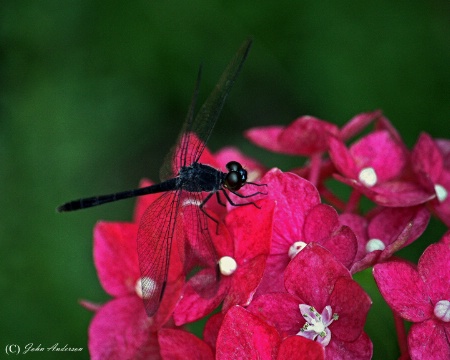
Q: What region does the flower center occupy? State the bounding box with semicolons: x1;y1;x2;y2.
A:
218;256;237;276
297;304;338;346
135;277;157;299
358;167;377;187
288;241;307;259
434;300;450;322
366;238;385;253
434;184;448;203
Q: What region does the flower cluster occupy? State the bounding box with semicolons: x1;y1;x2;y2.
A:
84;111;449;359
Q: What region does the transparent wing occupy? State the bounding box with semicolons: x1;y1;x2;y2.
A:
137;190;182;316
160;39;252;180
180;191;221;298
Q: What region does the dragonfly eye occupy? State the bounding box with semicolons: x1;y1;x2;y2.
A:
224;167;248;191
226;161;242;172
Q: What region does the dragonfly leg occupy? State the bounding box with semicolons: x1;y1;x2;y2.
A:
199;192;220;234
221;188;261;209
216;191;227;207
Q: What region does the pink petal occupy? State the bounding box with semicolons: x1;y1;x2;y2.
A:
333;174;435;207
88;296;159;360
245;126;286;153
277;336;325;360
158;329;214;360
340;110;383;140
247;293;305;337
203;312;224;352
253;169;320;255
246;117;339;155
370;206;430;261
349;130;406;181
436;139;450;169
339;213;369;263
328;277;372;342
304;204;340;242
408;320;450;360
373;260;433;322
216;306;281;360
284;243;350;311
277;116;339;154
418;242;450;304
412;133;443;184
174;269;230;325
304;204;358;268
326;332;373;360
226;199;274;263
93;222;140;297
223;254;267;311
328;137;359;179
433;169;450;226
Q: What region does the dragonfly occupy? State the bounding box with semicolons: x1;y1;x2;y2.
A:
57;39;266;316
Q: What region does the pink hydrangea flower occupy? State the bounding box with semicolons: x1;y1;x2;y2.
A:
247;243;373;359
238;168;357;295
216;306;326;360
373;232;450;360
339;205;430;273
411;133;450;226
329;129;436;207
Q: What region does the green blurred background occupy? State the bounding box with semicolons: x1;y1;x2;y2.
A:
1;1;448;359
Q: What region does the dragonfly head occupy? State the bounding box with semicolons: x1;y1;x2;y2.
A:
224;161;247;191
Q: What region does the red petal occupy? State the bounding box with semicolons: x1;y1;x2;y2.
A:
333;174;435;207
284;243;350;311
203;312;224;352
158;329;214;360
88;296;159;360
247;293;305;337
373;260;433;321
326;332;373;360
216;306;281;360
93;222;140;297
255;169;320;252
220;200;274;310
173;269;230;325
304;204;357;268
412;133;443;184
277;336;325;360
418;241;450;304
328;277;372;342
408;320;450;360
277;116;339;154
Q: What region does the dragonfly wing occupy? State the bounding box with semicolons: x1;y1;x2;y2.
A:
160;39;252;180
137;190;183;317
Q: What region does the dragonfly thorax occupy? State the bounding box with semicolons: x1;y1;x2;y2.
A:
178;162;225;193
